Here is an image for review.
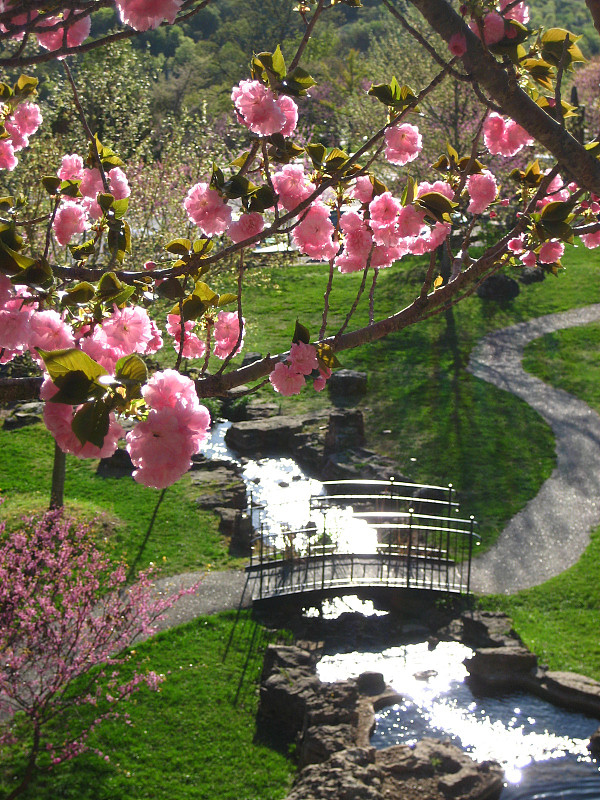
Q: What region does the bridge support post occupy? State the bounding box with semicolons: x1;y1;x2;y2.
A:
407;508;413;589
467;516;475;595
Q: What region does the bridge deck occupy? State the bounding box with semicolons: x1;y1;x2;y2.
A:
246;551;468;601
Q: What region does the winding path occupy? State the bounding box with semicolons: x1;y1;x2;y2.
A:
468;303;600;594
153;303;600;624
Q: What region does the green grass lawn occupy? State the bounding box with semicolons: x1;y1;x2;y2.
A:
0;612;296;800
482;320;600;680
0;424;241;576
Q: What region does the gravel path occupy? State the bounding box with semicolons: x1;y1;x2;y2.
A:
468;304;600;594
149;303;600;624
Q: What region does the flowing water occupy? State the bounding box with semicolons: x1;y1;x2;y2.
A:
317;640;600;799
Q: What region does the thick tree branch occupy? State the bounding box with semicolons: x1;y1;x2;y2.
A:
586;0;600;36
405;0;600;194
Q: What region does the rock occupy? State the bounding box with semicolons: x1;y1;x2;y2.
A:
191;465;246;509
299;723;356;767
96;447;134;477
539;671;600;716
357;672;386;696
214;507;252;553
324;409;365;453
464;646;538;687
241;352;262;367
476;274;520;301
518;267;545;285
460;612;521;649
328;369;368;397
225;415;304;453
3;401;44;430
588;726;600;755
286;747;382;800
245;401;280;420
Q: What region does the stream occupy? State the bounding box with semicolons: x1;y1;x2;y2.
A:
202;420;600;799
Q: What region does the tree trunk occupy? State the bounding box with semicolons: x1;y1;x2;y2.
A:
6;724;41;800
49;441;66;510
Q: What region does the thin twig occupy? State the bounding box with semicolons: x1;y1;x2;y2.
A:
368;267;379;325
215;250;245;376
289;0;326;72
319;258;335;339
335;248;373;338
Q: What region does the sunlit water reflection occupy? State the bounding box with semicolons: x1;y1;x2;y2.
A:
317;642;600;797
200;420;380;551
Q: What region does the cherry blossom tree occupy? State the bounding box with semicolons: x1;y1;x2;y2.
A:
0;507;191;798
1;0;600;500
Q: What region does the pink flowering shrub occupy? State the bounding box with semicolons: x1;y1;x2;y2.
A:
0;507;191;794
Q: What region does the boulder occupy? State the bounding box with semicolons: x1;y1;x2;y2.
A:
460;612;521;649
286;747;382;800
97;447;134;477
518;267;545;285
357;672;386;696
225;415;304;453
245;401;281;420
476;274;520;301
328;369;368;397
464;646;538;687
3;401;44;430
538;671;600;717
324;409;365;453
191;465;246;509
213;507;252;553
588;726;600;755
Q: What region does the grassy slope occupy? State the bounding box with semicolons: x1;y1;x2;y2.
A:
482;322;600;680
0;425;241;576
0;612;295;800
217;246;600;550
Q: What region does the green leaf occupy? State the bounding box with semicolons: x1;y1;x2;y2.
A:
540;200;574;223
0;196;15;211
156;276;185;300
282;66;317;97
316;342;342;370
10;257;53;288
42;176;61;195
48;371;102;405
96;271;133;305
368;78;418;111
245;185;277;213
0;83;13;99
172;294;208;322
61;281;96;306
210;163;225;191
0;223;23;252
416;192;457;223
112;198;129;219
222;174;258;200
401;176;416;207
37;347;108;384
115;354;147;399
69;239;96;261
98;193;115;213
165;238;192;256
292;320;311;345
193;281;219;306
15;75;38;97
59;179;82;198
71;400;110;448
541;28;585;67
306;143;327;169
217;293;238;307
0;240;35;276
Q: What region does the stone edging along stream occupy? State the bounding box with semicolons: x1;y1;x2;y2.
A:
258;611;600;800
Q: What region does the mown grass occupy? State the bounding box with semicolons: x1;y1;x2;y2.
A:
482;320;600;680
0;612;296;800
0;425;241;576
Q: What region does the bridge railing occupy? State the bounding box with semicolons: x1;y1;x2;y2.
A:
246;479;480;600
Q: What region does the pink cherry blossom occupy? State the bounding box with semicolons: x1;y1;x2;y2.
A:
508;236;525;253
145;320;163;354
269;362;306;396
483;113;533;157
416;180;454;201
232;80;286;137
213;311;244;359
498;0;529;24
448;33;467;57
80;168;104;199
0;140;17;171
370;192;401;227
184;182;232;236
470;12;505;44
12;102;43;136
278;95;299;138
53;199;89;246
292;202;338;261
384;123;423;166
581;230;600;249
28;310;75;357
45;401;123;459
101;305;153;356
520;250;537;267
350;176;374;204
538;240;564;263
166;314;206;360
289;342;318;375
4;118;28;150
272;164;315;211
466;170;498;214
396;205;426;237
228;212;264;243
115;0;183;31
58;153;85;181
79;329;120;373
37;10;91;51
0;305;32;353
109;167;130;199
313;366;331;392
142;369;200;411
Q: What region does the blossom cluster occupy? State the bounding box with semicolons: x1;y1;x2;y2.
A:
269;341;331;396
0;100;43;171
